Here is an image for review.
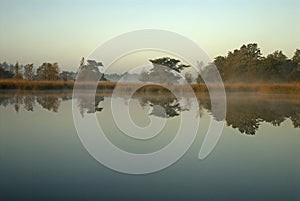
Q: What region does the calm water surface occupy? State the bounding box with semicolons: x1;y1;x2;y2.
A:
0;91;299;200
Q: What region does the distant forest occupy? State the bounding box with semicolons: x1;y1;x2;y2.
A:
0;43;299;83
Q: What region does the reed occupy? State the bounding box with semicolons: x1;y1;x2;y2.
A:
0;79;74;90
0;79;300;94
223;83;300;94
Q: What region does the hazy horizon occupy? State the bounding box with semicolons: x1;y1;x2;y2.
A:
1;0;299;71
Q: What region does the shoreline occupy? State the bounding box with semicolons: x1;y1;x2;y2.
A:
0;79;300;94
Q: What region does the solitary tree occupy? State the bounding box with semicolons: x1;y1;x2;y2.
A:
77;59;104;81
149;57;190;73
139;57;190;83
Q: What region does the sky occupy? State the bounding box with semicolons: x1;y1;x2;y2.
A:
0;0;299;71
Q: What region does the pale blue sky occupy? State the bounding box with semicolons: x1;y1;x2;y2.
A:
0;0;299;70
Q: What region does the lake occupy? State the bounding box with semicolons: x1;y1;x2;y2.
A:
0;90;299;200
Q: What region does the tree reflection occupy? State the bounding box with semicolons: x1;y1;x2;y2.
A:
77;95;104;117
138;96;182;118
36;96;60;112
23;96;35;112
14;94;23;113
0;93;73;112
0;92;299;135
198;94;300;135
133;88;184;118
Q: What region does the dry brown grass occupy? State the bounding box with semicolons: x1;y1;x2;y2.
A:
192;83;300;94
1;79;300;94
224;83;300;93
0;79;74;90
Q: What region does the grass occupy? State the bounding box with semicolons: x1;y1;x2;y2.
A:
1;79;300;94
0;79;74;90
192;83;300;94
223;83;300;94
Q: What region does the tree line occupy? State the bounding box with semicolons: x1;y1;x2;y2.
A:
1;44;299;83
0;61;79;81
201;44;300;83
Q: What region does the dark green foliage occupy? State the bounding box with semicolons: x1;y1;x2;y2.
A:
212;44;300;82
149;57;190;73
140;57;190;84
0;67;13;79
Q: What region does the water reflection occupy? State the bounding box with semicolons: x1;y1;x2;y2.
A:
0;91;299;135
199;94;300;135
229;95;300;134
36;96;60;112
24;96;35;112
77;95;104;116
0;92;72;113
133;91;183;118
